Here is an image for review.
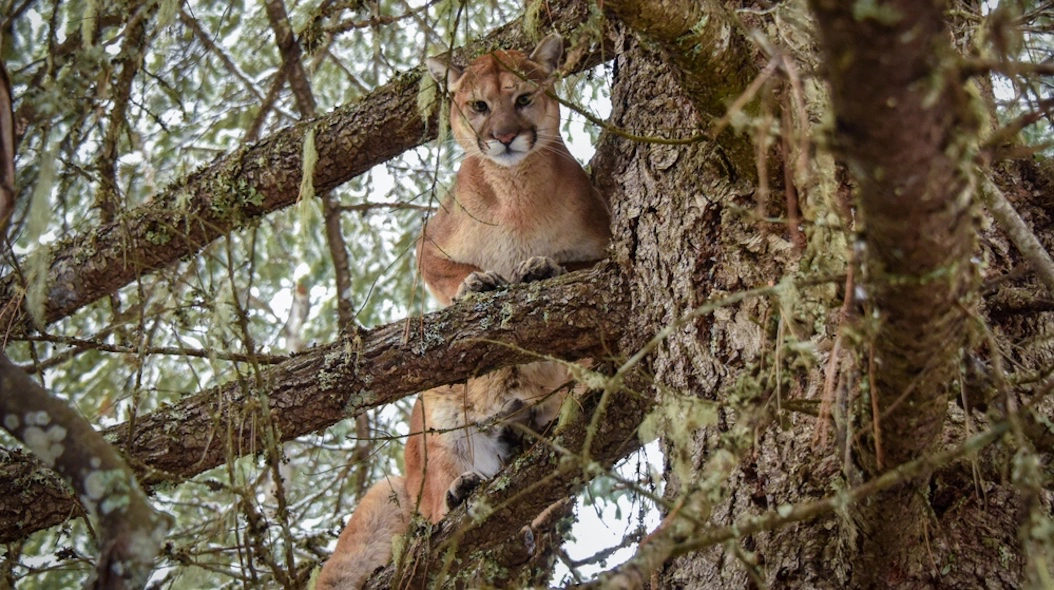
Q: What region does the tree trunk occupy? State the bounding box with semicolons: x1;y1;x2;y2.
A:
594;3;1047;589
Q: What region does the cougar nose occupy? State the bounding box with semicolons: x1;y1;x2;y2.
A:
493;131;518;146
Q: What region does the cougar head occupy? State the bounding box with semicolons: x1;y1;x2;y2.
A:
426;34;564;168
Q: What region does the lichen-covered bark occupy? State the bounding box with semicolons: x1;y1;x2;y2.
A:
0;355;169;588
0;0;608;337
810;0;975;468
0;265;626;543
593;33;804;589
603;0;759;180
573;3;1031;589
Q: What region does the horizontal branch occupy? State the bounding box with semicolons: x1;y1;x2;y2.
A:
0;0;607;337
0;264;627;543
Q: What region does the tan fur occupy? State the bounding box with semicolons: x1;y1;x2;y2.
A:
316;476;409;590
418;34;611;305
404;362;570;521
318;34;610;589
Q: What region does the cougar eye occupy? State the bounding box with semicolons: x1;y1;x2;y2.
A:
515;94;532;108
470;100;489;113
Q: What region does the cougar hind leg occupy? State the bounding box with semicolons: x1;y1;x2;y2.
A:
317;476;410;590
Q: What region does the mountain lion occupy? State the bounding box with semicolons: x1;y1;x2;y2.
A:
317;33;610;589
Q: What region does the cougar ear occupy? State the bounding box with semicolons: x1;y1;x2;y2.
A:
426;57;464;92
528;33;563;75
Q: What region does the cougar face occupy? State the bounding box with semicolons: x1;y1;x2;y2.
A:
428;38;563;168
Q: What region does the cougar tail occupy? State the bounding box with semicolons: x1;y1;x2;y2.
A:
316;475;411;590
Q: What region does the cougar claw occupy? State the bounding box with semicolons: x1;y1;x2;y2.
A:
455;271;508;300
511;256;565;284
446;471;487;510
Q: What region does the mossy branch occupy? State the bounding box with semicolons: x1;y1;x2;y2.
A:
0;263;627;544
0;354;170;588
603;0;760;180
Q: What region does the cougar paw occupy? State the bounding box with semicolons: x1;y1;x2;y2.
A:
499;398;528;421
446;471;487;510
510;256;565;284
454;271;508;300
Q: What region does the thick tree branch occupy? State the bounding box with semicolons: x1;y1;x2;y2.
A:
809;0;978;586
0;263;627;543
603;0;759;180
0;0;608;337
809;0;975;470
0;356;170;588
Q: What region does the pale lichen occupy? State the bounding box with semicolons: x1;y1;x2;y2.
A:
22;424;67;467
298;126;318;203
25;410;50;427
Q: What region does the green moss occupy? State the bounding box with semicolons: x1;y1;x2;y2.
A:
316;367;341;391
343;389;378;415
851;0;904;26
499;302;515;329
144;225;171;245
523;0;544;41
463;549;509;585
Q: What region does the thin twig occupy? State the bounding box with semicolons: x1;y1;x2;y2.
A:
981;177;1054;297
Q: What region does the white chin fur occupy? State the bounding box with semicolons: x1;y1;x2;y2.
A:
482;135;533;167
486;150;529;167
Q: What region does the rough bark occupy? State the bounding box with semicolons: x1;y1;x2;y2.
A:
810;0;974;468
809;1;977;585
603;0;759;180
0;264;625;543
0;0;608;337
611;1;1033;588
0;355;170;588
594;31;803;589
